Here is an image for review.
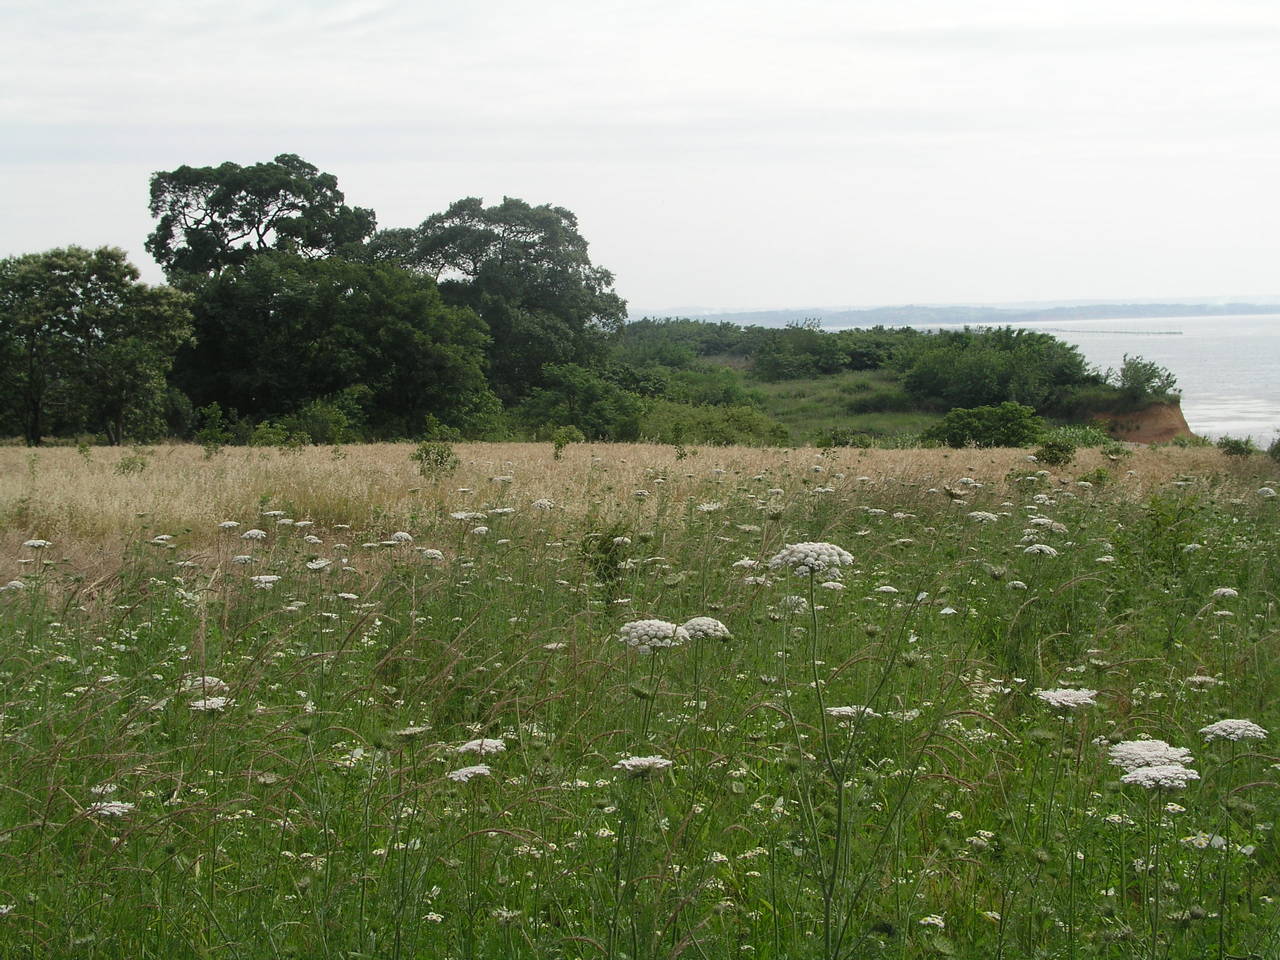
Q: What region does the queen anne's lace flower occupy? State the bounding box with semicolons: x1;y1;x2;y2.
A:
250;575;281;589
1121;764;1200;790
825;705;881;720
86;800;135;817
22;539;51;549
217;521;239;529
456;738;506;755
967;511;999;523
1200;719;1268;742
681;617;731;641
1024;543;1059;557
767;542;853;576
1212;587;1239;599
1108;739;1194;772
180;675;229;694
618;619;688;650
613;755;673;777
531;498;555;510
241;529;267;540
189;697;233;712
1035;688;1097;709
390;531;413;543
446;764;492;783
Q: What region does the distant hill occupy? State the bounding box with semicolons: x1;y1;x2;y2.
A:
631;301;1280;328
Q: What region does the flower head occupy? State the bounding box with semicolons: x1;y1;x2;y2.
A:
22;539;51;549
767;542;853;576
446;764;492;783
824;705;881;720
87;800;135;818
1108;739;1194;772
1200;719;1268;742
1035;688;1097;710
189;696;234;712
1121;764;1200;790
613;755;673;777
681;617;731;641
618;619;688;651
241;529;267;540
456;738;506;756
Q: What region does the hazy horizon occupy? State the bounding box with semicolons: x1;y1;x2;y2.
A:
5;1;1279;308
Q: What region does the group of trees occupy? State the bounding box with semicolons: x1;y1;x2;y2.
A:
0;152;1180;447
0;154;632;445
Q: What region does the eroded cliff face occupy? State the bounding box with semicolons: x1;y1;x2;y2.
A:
1092;402;1194;444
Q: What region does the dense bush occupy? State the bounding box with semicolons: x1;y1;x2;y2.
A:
922;402;1045;448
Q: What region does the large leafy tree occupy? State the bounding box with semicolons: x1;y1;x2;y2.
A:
0;247;193;444
173;252;492;438
371;197;626;401
146;154;376;279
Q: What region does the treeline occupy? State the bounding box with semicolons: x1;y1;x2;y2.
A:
0;153;1177;448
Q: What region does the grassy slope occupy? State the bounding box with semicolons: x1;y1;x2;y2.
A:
0;444;1278;957
746;370;942;443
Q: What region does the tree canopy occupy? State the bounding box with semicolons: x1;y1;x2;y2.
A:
146;154;376;279
371;196;627;401
171;252;493;439
0;247;193;444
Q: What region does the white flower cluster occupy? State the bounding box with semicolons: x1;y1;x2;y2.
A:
446;764;492;783
967;511;1000;523
825;705;881;720
618;619;689;651
86;800;136;818
681;617;731;641
456;738;506;755
1023;543;1059;557
22;539;52;549
179;675;229;694
189;696;234;713
1034;688;1098;710
1108;739;1194;772
613;755;673;777
767;542;853;576
1121;763;1201;790
1200;719;1268;742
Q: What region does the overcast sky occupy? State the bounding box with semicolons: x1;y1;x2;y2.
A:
3;0;1278;312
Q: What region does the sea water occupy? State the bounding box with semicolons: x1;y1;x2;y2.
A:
933;314;1280;442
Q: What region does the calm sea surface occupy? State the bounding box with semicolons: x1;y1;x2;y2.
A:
927;314;1280;441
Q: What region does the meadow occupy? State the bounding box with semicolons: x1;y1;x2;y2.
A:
0;441;1277;959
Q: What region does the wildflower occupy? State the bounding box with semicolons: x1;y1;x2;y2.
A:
189;697;234;712
242;529;267;540
682;617;731;641
218;521;240;529
394;725;431;740
446;764;492;783
1121;764;1200;790
1108;739;1194;772
1007;580;1028;590
1200;719;1268;742
531;498;555;510
469;526;489;536
262;510;285;518
86;800;135;818
613;755;673;777
456;738;506;756
231;555;254;564
450;511;486;521
825;705;881;720
390;531;413;543
1034;688;1097;710
250;575;281;589
767;542;853;577
918;915;946;929
306;559;332;570
303;535;323;544
1258;487;1277;498
337;592;359;600
618;619;688;651
180;675;229;694
1;581;25;591
22;539;51;549
1211;587;1239;599
1023;543;1058;557
696;501;722;513
967;511;999;523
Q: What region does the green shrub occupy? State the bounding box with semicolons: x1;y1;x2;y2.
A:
815;427;873;449
1216;435;1257;458
1032;435;1077;467
922;402;1044;449
410;440;460;478
551;425;585;460
1268;436;1280;463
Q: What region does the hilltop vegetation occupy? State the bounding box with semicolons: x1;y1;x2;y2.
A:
1;153;1178;450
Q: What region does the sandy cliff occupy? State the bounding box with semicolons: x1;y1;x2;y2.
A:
1092;402;1195;444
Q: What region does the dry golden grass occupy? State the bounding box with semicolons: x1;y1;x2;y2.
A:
0;440;1263;575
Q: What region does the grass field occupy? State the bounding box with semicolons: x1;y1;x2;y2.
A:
0;441;1278;958
751;371;941;442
